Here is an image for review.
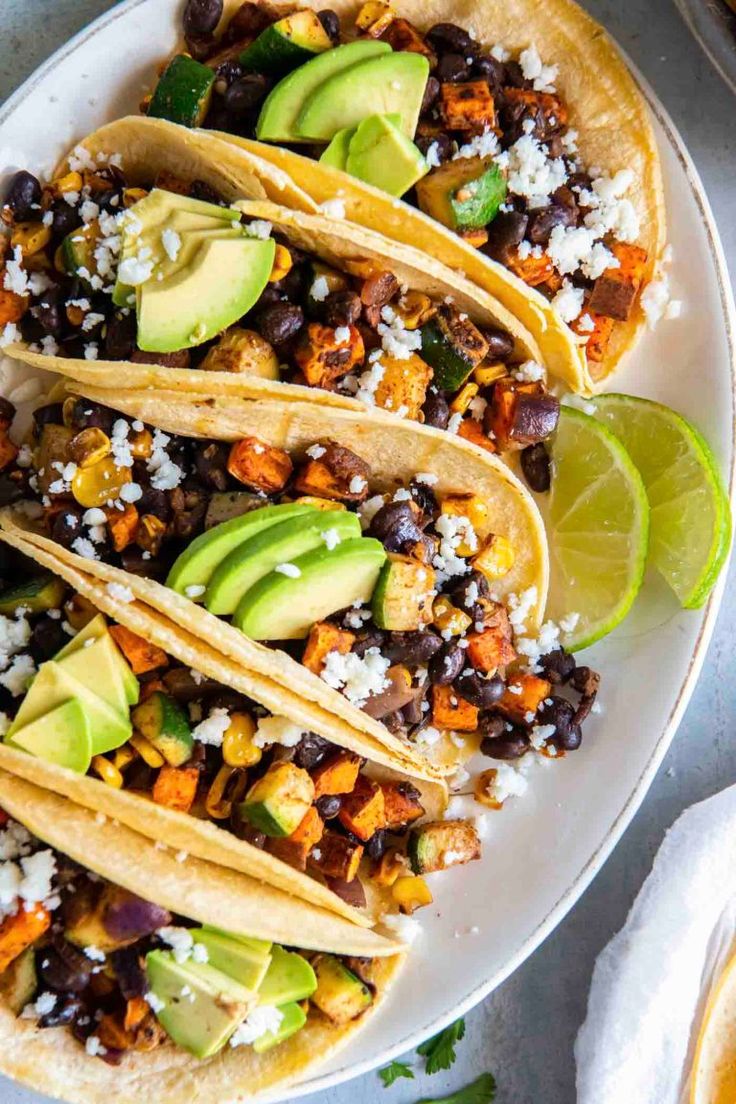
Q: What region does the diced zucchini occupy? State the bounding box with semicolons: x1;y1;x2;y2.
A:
420;306;489;392
416;157;507;231
0;574;66;617
311;955;373;1025
240;11;332;75
148;54;216;127
408;819;481;875
239;761;315;838
61;221;100;281
372;554;434;631
205;491;269;530
131;691;193;766
0;947;37;1015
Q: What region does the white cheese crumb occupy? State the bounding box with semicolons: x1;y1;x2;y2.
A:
192;707;231;747
253;716;305;749
274;562;301;578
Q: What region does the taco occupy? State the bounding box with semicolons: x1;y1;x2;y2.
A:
0;770;403;1104
151;0;666;389
2;115;566;465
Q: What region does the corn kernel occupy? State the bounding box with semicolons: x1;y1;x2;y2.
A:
91;755;124;789
356;0;395;35
432;595;472;636
70;427;111;469
52;171;83;196
268;244;293;284
71;456;132;508
205;765;238;820
123;188;148;208
11;221;51;258
441;493;489;553
392;875;433;914
474;769;503;809
129;428;153;460
473;363;509;387
130;733;165;768
294;495;347;512
371;848;409;887
450;381;479;415
395;291;435;331
64;594;98;630
113;745;137;772
136;514;167;556
222;713;262;767
66;304;86;328
472;534;515;581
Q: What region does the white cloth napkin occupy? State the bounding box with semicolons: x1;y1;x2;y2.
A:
575;782;736;1104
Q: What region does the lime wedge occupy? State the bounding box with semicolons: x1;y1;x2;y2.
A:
547;407;650;650
594;394;732;609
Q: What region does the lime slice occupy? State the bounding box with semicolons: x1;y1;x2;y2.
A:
594;394;731;609
547;407;650;650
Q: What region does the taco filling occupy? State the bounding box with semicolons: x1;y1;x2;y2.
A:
149;0;657;368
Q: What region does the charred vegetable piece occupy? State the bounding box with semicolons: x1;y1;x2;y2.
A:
0;947;37;1014
132;692;193;766
0;905;50;974
302;621;355;674
66;883;171;951
484;380;560;451
293;440;371;503
109;625;169;674
311;954;373;1024
267;805;324;870
472;534;516;581
373;353;433;419
372;554;435;631
506;247;554;287
458;417;497;454
227;437;293;492
439;80;496;131
465;623;516;673
61;220;100;281
204;491;266;529
337;775;386;841
431;684;479;731
381;16;433;58
408;819;481;874
361;664;419;720
36;424;73;497
572;309;615;362
421;306;490;392
380;781;424;830
0;574;65;616
148;54;216;127
497;673;552;722
200;327;279;377
503;87;568;133
153;764;200;812
355;0;395;36
240;10;332;74
311;829;364;881
312;750;362;798
588;242;649;321
241;761;315;837
416;157;507;232
294;322;365;387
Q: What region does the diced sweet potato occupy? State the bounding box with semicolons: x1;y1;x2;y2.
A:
381;16;434;59
293;440;371;503
380;781;425;830
0;288;27;326
338;776;387;841
104;504;139;553
457;417;497;454
506;247;554;287
295;323;365;388
0;904;51;973
572;311;615;363
97;1012;135;1051
466;623;517;673
0;432;18;472
440;81;496;132
227;437;292;492
502;88;568;131
497;674;552;723
311;830;364;882
484;379;560;451
303;621;355;675
267;806;324;871
431;684;479;731
124;996;150;1033
312;750;363;798
588;242;649;322
109;625;167;674
374;353;432;419
152;765;199;812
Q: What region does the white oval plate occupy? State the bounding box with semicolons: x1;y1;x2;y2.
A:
0;4;734;1102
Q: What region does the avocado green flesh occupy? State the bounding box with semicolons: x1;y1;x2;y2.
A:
297;52;430;141
257;39;390;142
233;538;387;641
54;615;139;707
319;125;356;170
258;946;317;1005
253;1002;307;1053
346;113;429;197
57;634;133;718
148;54;215;128
132;692;193;766
190;929;272;991
205;509;361;616
240;11;332;75
0;575;65;617
167;503;317;596
8;698;92;774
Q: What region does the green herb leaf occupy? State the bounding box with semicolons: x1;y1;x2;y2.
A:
417;1018;466;1075
379;1061;415;1088
417;1072;497;1104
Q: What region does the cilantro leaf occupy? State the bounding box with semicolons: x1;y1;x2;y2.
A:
379;1061;415;1087
417;1018;466;1075
417;1072;497;1104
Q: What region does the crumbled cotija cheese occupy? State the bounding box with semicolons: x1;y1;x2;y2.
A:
320;647;390;707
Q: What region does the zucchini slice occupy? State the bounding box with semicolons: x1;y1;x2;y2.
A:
148;54;216;128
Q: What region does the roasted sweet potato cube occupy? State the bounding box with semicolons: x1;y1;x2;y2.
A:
572;311;615;363
0;904;51;973
506;247;554;287
431;684;479;731
152;765;199;812
311;829;364;882
295;323;365;388
227;437;292;492
380;781;425;830
303;621;355;674
374;353;433;419
440;81;496;132
484;379;560;451
498;674;552;722
588;242;649;322
124;996;150;1033
457;417;497;454
312;750;363;798
293;440;371;503
502;88;568;131
110;625;167;674
104;503;139;552
466;624;517;674
381;17;434;59
97;1012;136;1052
0;288;28;326
0;433;18;472
338;775;387;841
267;806;324;871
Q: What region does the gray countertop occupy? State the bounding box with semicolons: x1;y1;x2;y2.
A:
1;2;735;1102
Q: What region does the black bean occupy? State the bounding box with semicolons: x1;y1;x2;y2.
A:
420;75;440;114
38;994;85;1029
503;60;528;88
322;290;362;328
316;794;342;820
402;692;426;726
317;8;340;41
436;53;471;83
472;54;506;90
51;509;83;550
184;0;223;35
383;630;442;666
537;697;580;751
483;328;515;362
3;171;42;220
258;302;304;345
538;647;575;684
571;666;600;697
351;629;387;658
415;132;453;163
194;441;229;491
368;501;423;553
293;733;335;771
29;616;67;662
32;288;64;337
222;0;272;43
481;725;531;760
39;939;92;993
253;285;284;314
33;402;64;432
454;670;504;708
527;205;576;246
104;311;136;360
426;22;475;56
215;59;244;87
429;642;464;685
483;210;529;263
450;570;490;619
185;32;216;60
134;487;169;523
365;829;388;861
110;947;147;999
422;388;450;428
224;73;271;116
0;397;14;430
50;200;82;241
69;399;113;435
0;474;25;508
521;442;551;493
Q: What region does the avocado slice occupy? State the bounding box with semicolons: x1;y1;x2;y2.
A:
190;929;272;991
240;761;315;837
0;574;65;617
311;954;373;1025
131;691;193;766
233;537;387;641
205;509;361;616
297;52;430;141
240;10;332;76
415;157;508;231
372;554;433;631
7;662;131;759
57;634;134;718
256;39;390;142
137;235;275;353
8;698;92;774
145;951;255;1059
253;1001;307;1053
257;945;317;1005
54;614;139;707
346;114;429;197
148;54;215;127
167;502;317;598
0;948;38;1015
319;125;356;171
